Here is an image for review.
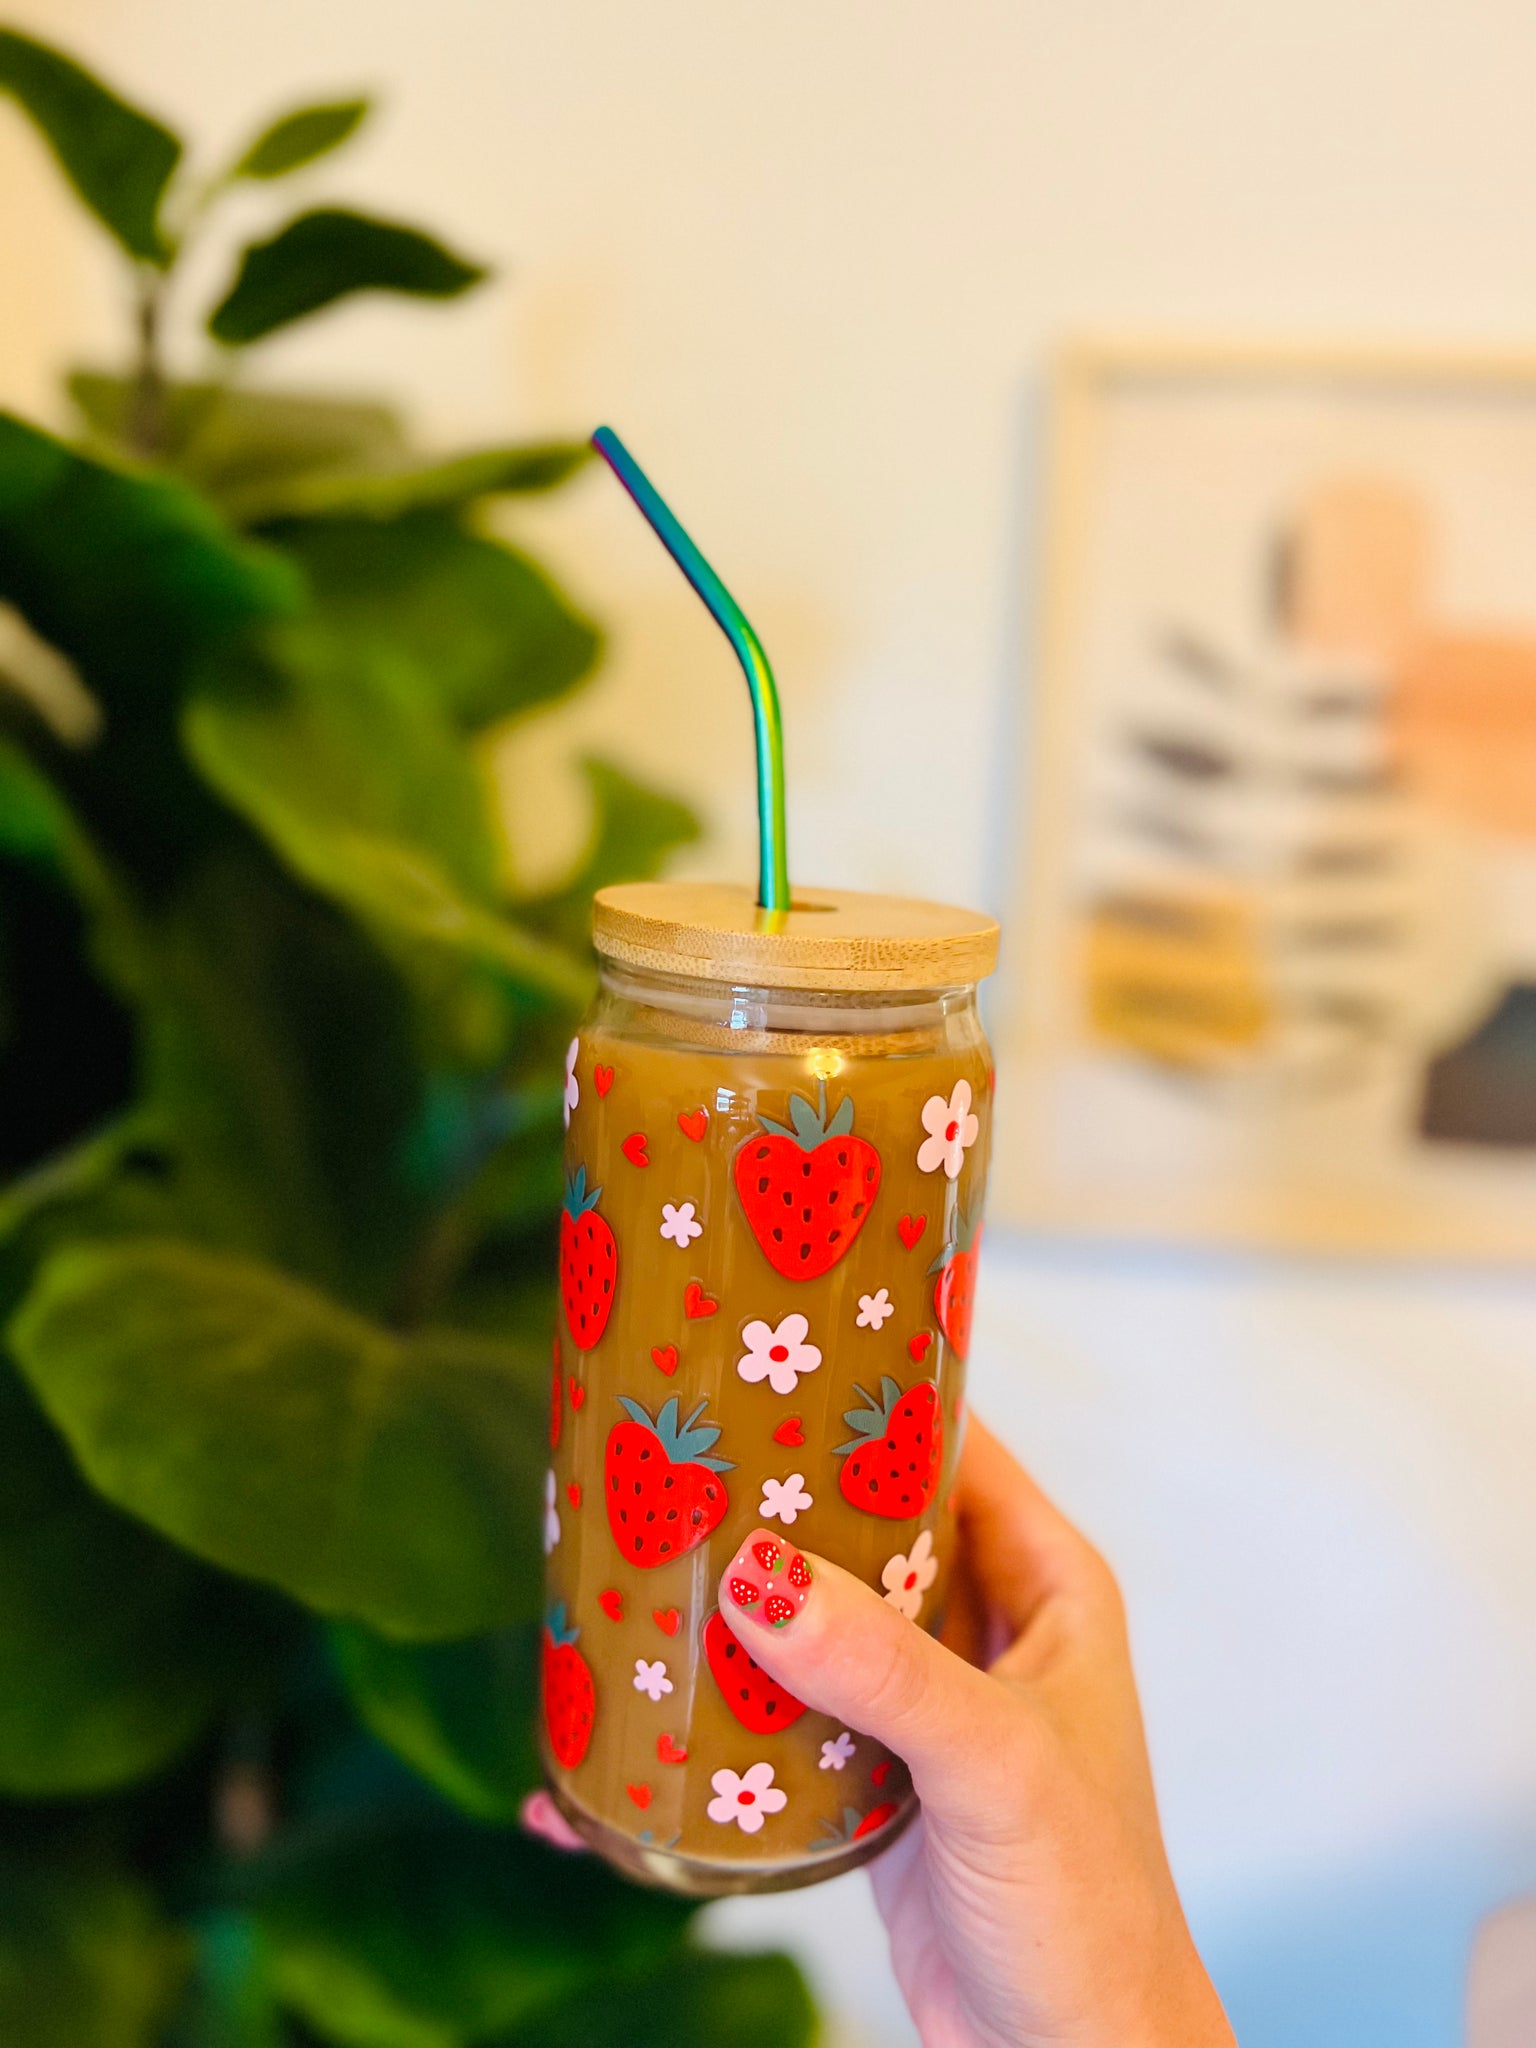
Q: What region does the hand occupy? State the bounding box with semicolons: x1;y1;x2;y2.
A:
716;1417;1236;2048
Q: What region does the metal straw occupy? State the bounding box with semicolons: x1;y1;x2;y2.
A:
591;425;790;912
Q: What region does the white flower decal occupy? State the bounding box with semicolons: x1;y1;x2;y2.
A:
856;1287;894;1330
917;1078;979;1180
707;1762;788;1835
563;1037;580;1128
759;1473;813;1525
881;1527;938;1620
820;1732;856;1772
737;1313;821;1397
659;1200;703;1248
633;1658;673;1702
543;1469;560;1554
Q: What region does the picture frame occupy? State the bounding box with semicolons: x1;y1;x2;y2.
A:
994;339;1536;1256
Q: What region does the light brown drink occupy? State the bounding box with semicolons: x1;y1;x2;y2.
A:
541;883;998;1893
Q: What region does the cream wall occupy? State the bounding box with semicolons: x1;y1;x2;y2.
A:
5;4;1536;2043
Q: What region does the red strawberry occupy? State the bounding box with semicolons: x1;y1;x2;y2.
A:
834;1375;943;1519
542;1603;595;1769
703;1611;807;1733
764;1594;795;1625
733;1083;880;1281
560;1167;617;1351
549;1337;563;1452
728;1577;761;1608
604;1395;734;1567
931;1212;983;1361
787;1553;812;1590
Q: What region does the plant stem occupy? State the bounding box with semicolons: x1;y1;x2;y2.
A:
125;269;169;461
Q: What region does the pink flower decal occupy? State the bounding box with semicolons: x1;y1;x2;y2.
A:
707;1761;788;1835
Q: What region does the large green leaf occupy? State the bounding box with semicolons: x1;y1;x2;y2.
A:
8;1237;549;1640
232;442;591;527
330;1623;540;1822
69;374;409;519
244;1814;694;2048
0;414;299;881
209;210;487;347
229;98;370;181
0;1363;235;1796
521;756;701;951
493;1949;818;2048
0;745;147;1175
0;29;180;264
0;1853;192;2048
0;415;298;698
266;512;601;728
184;628;593;1021
133;845;428;1299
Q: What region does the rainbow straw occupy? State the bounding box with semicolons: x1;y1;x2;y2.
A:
590;426;790;913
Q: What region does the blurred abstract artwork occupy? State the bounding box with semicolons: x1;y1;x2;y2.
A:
998;344;1536;1253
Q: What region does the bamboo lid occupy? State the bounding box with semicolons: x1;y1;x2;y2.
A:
591;881;1000;993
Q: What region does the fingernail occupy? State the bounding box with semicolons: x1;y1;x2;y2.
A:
721;1528;814;1630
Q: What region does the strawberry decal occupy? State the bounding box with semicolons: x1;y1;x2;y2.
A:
560;1166;617;1351
604;1395;734;1566
835;1375;943;1519
733;1082;880;1280
704;1611;807;1733
932;1211;982;1360
542;1603;595;1770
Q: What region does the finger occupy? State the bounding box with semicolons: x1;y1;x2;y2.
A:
519;1789;586;1853
716;1531;1016;1824
954;1414;1115;1638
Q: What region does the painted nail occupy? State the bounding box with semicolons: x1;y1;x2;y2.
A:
722;1527;814;1630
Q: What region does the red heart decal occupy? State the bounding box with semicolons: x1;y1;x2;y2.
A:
599;1588;624;1622
772;1415;805;1448
566;1480;582;1510
657;1732;688;1765
594;1063;614;1096
897;1212;927;1250
684;1282;718;1320
621;1131;650;1168
651;1344;679;1377
568;1378;585;1409
908;1331;933;1363
871;1759;892;1788
677;1107;708;1142
653;1607;681;1637
626;1782;652;1810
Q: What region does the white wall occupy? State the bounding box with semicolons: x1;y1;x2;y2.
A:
6;4;1536;2041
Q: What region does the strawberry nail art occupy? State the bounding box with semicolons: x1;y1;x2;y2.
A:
721;1527;814;1630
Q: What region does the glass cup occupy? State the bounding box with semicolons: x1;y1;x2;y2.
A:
540;882;999;1894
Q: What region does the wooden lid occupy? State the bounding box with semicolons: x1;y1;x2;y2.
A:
591;881;999;992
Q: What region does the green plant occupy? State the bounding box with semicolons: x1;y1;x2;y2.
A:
0;28;816;2047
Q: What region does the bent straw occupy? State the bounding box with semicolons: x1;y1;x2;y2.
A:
590;425;790;913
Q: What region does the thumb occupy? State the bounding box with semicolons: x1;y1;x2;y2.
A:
716;1527;1012;1824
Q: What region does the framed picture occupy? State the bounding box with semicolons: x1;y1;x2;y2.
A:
994;340;1536;1256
